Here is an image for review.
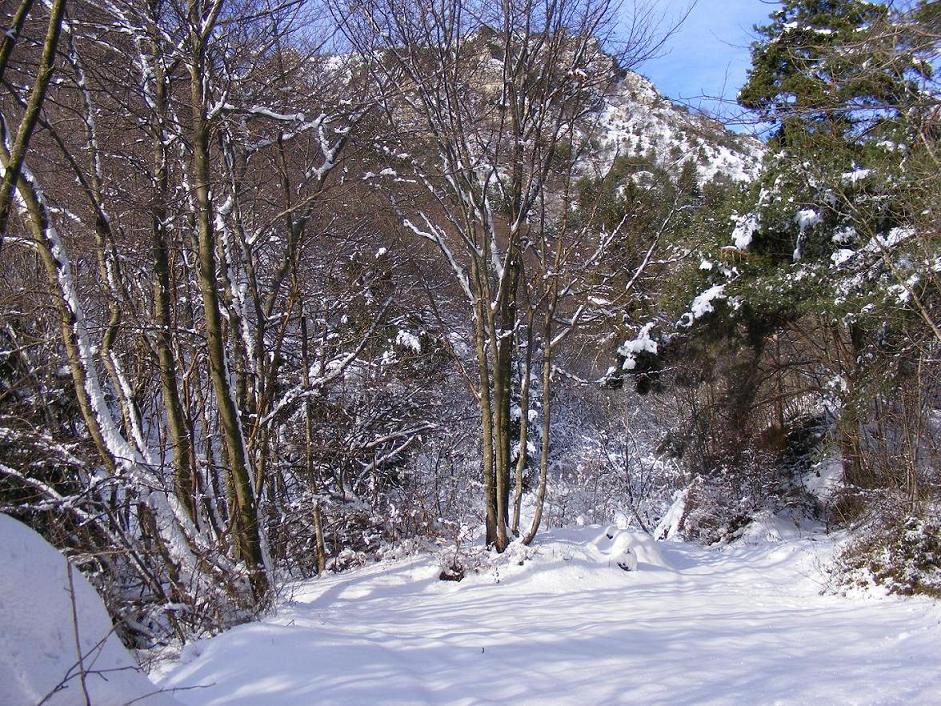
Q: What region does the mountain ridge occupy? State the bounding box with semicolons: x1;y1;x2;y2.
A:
588;69;765;184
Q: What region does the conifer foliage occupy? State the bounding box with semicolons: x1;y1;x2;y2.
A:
621;0;941;590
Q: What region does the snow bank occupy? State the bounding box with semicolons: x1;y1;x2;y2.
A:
0;514;177;705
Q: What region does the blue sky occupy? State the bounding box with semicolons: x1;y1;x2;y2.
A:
635;1;780;124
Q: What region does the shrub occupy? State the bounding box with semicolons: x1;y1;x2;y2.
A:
832;509;941;598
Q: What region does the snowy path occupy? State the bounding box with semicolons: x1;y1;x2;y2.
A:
155;526;941;705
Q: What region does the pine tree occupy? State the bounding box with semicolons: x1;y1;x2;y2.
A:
722;0;939;491
624;0;941;504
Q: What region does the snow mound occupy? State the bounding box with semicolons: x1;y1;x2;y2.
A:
593;525;668;569
0;514;177;705
478;526;673;592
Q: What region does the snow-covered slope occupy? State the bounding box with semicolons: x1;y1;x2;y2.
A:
326;36;763;187
588;71;764;184
155;525;940;705
0;514;177;706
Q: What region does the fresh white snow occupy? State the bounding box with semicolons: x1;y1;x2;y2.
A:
4;510;937;706
687;284;727;321
618;322;658;371
154;525;941;706
731;213;759;251
795;209;822;232
0;514;178;705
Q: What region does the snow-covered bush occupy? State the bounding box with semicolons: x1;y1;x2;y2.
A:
532;382;681;533
832;509;941;597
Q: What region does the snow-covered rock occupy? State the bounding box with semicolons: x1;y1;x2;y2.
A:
0;514;177;705
588;71;764;185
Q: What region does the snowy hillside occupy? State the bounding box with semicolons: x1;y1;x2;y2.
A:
154;524;941;705
587;71;764;184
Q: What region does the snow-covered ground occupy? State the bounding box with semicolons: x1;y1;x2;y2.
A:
154;523;941;705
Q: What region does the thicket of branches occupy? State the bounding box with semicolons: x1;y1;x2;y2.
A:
0;0;688;645
1;0;939;650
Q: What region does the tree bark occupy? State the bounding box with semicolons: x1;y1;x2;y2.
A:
0;0;66;241
523;327;553;546
152;69;197;523
188;5;268;597
511;315;534;534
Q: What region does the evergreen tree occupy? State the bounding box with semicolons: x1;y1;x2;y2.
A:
626;0;941;509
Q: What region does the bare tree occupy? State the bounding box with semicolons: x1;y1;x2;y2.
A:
0;0;65;244
338;0;671;549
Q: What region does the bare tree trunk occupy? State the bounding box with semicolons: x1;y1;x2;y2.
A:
523;323;553;546
313;502;327;575
188;4;268;597
11;171;115;469
0;0;66;241
471;276;500;547
0;0;36;84
300;306;328;574
494;253;520;542
831;325;868;489
511;315;534;534
152;70;197;522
